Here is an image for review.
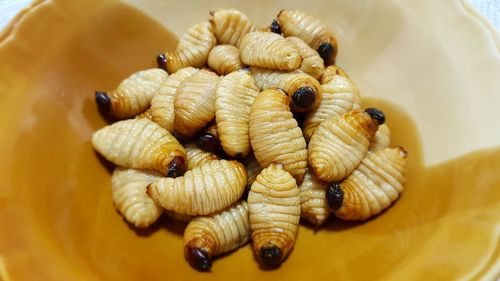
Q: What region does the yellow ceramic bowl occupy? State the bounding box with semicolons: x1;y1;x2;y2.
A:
0;0;499;280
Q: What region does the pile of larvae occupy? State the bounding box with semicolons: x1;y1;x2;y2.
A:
92;9;407;271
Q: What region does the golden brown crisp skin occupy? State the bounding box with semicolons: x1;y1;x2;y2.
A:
286;36;324;80
147;160;247;216
299;168;330;226
184;142;219;170
248;164;300;266
165;22;217;73
239;31;301;71
308;109;379;182
174;69;220;137
215;70;260;157
210;9;255;46
92;119;186;176
207;45;244;75
369;124;391;151
151;67;198;132
333;147;407;220
249;89;308;183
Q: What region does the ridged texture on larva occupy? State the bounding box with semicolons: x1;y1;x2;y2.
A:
286;37;324;80
184;201;250;258
248;164;300;263
239;31;301;71
165;210;193;222
251;67;321;112
249;89;307;183
207;45;244;75
308;109;379;182
135;108;153;120
302;66;361;141
242;156;262;187
299;168;330;226
92;119;186;175
148;160;247;216
165;22;216;73
185;142;219;170
174;69;220;137
215;70;260;157
151;67;198;132
277;10;338;65
210;9;255;46
335;147;407;220
111;168;163;228
107;69;168;119
369;124;391;151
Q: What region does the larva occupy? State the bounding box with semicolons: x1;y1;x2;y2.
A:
184;142;219;170
249;88;308;183
286;36;324;80
174;69;220;137
147;159;247;216
92;119;186;177
197;121;221;153
299;168;330;226
95;69;168;119
239;31;301;71
134;108;153;120
215;70;260;158
207;45;244;75
276;10;338;65
151;67;198;132
184;201;250;271
111;167;163;228
210;9;255;46
302;66;361;141
251;67;321;113
326;147;407;220
308;108;384;182
248;163;300;266
157;22;216;74
369;124;391;151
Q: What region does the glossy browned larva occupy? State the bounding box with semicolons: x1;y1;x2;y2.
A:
92;119;187;177
196;121;221;153
210;9;255;46
276;10;338;65
299;168;330;226
286;36;324;80
95;69;168;119
308;108;384;182
249;88;308;183
184;142;219;170
207;45;244;75
251;66;321;113
326;147;407;221
183;201;250;271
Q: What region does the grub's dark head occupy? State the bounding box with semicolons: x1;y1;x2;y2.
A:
292;87;316;109
197;134;220;153
270;19;281;34
185;247;212;271
259;245;282;267
167;156;186;178
156;53;168;72
365;108;385;125
95;91;111;114
326;182;343;211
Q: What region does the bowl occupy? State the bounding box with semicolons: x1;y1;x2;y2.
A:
0;0;499;280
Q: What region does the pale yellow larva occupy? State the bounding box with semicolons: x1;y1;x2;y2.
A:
326;147;407;221
299;168;330;226
248;163;300;266
286;36;324;80
210;9;255;46
147;159;247;216
92;119;186;177
183;201;250;270
184;142;219;170
134;108;154;120
215;70;260;158
239;31;301;71
95;69;168;119
174;69;220;137
369;124;391;151
249;88;308;183
207;45;244;75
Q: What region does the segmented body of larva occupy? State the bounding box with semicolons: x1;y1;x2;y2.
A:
184;142;219;170
369;124;391;151
151;67;198;132
184;201;250;271
92;119;186;176
111;167;163;228
249;89;308;183
248;163;300;266
174;69;220;137
276;10;338;65
299;168;330;226
215;70;260;158
210;9;255;46
302;66;361;141
327;147;407;220
207;45;244;75
134;108;153;120
160;22;216;74
95;69;168;119
197;121;221;153
286;36;324;80
239;31;301;71
308;109;384;182
147;159;247;216
251;67;321;113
